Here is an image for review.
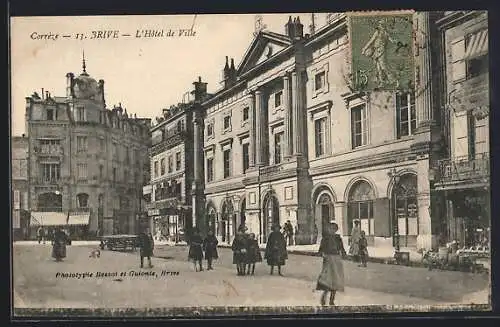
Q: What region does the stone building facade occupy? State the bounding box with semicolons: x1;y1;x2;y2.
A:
25;59;150;237
145;77;209;242
201;13;452;250
12;135;29;240
434;11;490;248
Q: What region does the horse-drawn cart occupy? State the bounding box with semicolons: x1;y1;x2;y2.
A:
99;234;139;252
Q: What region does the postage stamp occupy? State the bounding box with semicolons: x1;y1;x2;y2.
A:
348;11;415;92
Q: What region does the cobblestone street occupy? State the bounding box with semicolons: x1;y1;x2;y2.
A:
13;243;489;310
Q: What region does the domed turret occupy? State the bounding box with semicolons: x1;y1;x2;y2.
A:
72;51;100;99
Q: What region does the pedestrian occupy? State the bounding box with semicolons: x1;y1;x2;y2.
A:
37;226;44;244
203;230;218;270
188;227;204;272
138;227;154;269
246;233;262;275
232;226;248;275
51;227;68;262
349;220;361;262
284;220;294;246
316;221;347;306
264;224;288;276
358;230;368;267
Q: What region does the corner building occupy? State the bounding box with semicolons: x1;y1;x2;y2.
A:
25;60;150;237
201;13;449;250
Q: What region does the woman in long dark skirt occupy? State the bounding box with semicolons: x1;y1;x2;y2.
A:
264;224;288;276
231;226;248;275
203;230;218;270
51;228;68;262
246;233;262;275
316;221;347;306
188;228;204;272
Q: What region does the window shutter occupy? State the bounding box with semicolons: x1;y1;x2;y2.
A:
374;197;391;237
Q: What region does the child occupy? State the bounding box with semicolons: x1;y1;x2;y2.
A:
188;228;204;272
231;226;248;275
358;230;368;267
203;230;218;270
246;233;262;275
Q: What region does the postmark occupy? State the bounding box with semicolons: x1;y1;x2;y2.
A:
347;11;415;92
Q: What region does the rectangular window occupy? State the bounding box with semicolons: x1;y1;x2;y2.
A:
125;147;130;163
206;158;214;182
113;167;117;183
314;117;327;157
242;143;250;173
112;143;117;160
274;91;283;108
243;107;249;121
77;136;88;152
77;163;88;180
223;116;231;130
315;71;326;91
77;107;85;122
99;164;104;179
223;149;231;178
351;104;368;149
451;38;466;82
99;138;105;151
274;132;283;164
467;110;476;160
396;92;417;138
168;156;173;173
124;170;129;182
467;55;489;79
160;158;165;175
175;182;182;198
154;161;159;178
207;123;214;137
176;152;181;171
41;163;60;182
47;109;54;121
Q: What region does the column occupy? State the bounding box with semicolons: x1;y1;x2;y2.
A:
291;71;304;155
283;73;292;157
248;94;256;167
192;117;200;228
255;90;264;166
415;12;433;125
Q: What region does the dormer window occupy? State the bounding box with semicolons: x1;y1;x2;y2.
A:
46;109;54;121
274;91;283;108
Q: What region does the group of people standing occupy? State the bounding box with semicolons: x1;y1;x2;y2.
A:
232;224;288;276
187;227;219;272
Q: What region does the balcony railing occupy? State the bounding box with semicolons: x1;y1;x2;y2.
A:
34;145;64;156
36;177;61;185
260;164;283;176
37;207;63;212
438;153;489;183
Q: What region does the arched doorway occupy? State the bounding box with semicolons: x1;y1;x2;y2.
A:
221;199;234;243
391;174;418;248
262;192;280;242
240;198;246;229
316;192;335;238
38;192;62;211
347;180;375;237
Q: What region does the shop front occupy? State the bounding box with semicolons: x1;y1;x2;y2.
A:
148;207;189;243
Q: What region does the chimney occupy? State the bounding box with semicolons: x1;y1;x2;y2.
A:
294;16;304;40
192;76;208;102
41;88;44;100
230;58;237;81
66;72;74;98
223;56;230;80
46;91;49;99
285;16;295;39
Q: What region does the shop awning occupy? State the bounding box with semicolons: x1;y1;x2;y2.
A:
464;29;488;60
67;212;90;226
30;212;68;226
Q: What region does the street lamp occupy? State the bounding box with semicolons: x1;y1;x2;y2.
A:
388;168;401;252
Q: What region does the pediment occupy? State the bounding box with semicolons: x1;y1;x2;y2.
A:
237;31;291;75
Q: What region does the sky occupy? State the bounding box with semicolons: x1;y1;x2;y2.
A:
10;13;338;136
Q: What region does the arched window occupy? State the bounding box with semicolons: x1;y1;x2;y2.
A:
207;206;217;234
263;193;280;241
77;193;89;208
317;192;335;236
392;174;418;247
347;180;375;236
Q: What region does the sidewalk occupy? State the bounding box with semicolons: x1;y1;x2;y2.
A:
217;242;424;267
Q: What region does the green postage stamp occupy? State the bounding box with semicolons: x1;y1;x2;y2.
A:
348;11;415;92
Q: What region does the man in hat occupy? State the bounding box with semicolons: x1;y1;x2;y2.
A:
264;224;288;276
